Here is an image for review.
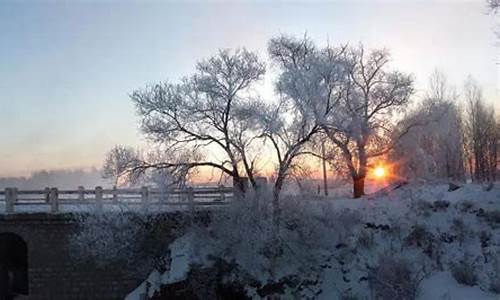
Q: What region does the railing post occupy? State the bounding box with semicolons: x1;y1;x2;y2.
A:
5;188;14;213
95;186;103;212
187;187;194;214
141;186;149;210
78;186;85;202
50;188;59;213
112;185;118;204
159;187;167;203
12;188;18;204
219;185;225;202
44;187;50;203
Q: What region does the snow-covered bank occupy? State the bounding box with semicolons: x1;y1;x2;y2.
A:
126;183;500;299
418;272;497;300
125;233;197;300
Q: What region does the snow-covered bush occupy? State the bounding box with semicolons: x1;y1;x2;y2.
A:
404;224;434;248
480;210;500;228
357;229;375;249
207;192;277;279
487;253;500;293
199;191;346;297
450;255;478;286
432;200;450;211
450;218;470;246
457;200;475;213
412;199;433;217
70;209;139;265
70;206;183;274
368;255;422;300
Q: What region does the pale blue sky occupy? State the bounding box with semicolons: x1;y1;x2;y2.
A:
0;0;497;176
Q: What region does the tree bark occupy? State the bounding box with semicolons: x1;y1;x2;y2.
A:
233;176;248;200
272;176;285;229
353;175;365;198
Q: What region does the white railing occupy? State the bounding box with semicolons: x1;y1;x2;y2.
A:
0;186;233;214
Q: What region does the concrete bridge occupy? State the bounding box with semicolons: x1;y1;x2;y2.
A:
0;186;233;214
0;211;212;300
0;187;233;300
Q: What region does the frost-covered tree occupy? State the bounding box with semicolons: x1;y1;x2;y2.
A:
102;145;140;186
130;49;265;194
102;144;192;189
394;71;465;180
488;0;500;12
463;77;498;182
267;35;345;199
269;35;414;198
253;98;319;224
333;46;414;197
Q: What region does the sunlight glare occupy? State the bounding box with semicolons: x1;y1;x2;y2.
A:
374;166;386;179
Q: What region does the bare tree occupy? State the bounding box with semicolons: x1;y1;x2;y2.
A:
463;77;498;182
267;35;345;201
254;98;319;224
102;145;140;186
334;46;414;197
269;36;413;197
270;35;414;198
130;49;265;194
393;71;465;181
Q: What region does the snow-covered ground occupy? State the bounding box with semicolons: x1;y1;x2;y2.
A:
127;182;500;299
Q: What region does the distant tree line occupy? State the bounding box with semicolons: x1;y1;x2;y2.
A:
392;72;498;183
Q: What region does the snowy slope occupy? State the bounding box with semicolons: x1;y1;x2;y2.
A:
126;183;500;299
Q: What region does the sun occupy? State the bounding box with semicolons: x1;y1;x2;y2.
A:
373;166;386;179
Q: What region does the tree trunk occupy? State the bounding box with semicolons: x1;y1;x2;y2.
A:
321;140;328;196
233;176;248;200
468;157;474;182
272;178;284;229
353;175;365;198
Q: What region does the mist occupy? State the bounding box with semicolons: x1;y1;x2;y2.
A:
0;168;110;190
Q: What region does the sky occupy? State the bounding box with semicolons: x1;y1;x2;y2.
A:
0;0;498;177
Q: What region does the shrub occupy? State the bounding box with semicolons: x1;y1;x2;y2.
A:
357;230;375;249
479;230;491;248
405;224;433;248
432;200;450;211
491;281;500;294
151;259;251;300
458;200;474;213
481;210;500;228
209;192;329;279
340;290;359;300
487;253;500;294
69;207;183;274
413;199;433;217
450;218;469;246
209;192;277;278
368;255;420;300
450;258;477;286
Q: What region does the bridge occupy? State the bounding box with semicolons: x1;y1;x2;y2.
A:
0;186;233;299
0;186;234;214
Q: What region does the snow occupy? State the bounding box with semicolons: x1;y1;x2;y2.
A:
124;270;162;300
418;272;497;300
125;232;196;300
161;233;194;284
125;182;500;299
